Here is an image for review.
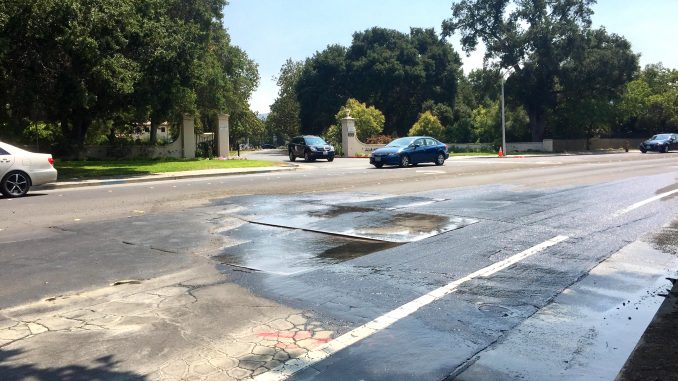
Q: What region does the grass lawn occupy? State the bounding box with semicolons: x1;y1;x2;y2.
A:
56;158;281;180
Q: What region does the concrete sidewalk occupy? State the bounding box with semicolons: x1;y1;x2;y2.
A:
34;165;298;190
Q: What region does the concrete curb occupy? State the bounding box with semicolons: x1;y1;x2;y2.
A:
34;165;298;191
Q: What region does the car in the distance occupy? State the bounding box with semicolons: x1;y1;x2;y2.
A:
370;136;449;168
288;135;335;162
639;133;678;153
0;141;57;197
260;143;276;149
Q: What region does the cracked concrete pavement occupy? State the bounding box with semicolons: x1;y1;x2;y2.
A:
0;262;335;380
0;203;339;380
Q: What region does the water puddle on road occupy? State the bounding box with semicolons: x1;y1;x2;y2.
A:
337;212;473;242
308;205;373;218
215;224;401;275
338;195;446;210
214;194;477;274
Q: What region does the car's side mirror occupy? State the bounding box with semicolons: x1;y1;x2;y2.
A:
411;144;420;149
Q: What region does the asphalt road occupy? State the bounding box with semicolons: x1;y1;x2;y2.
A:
1;151;677;380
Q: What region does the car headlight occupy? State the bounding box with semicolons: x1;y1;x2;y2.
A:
329;146;335;151
387;152;397;157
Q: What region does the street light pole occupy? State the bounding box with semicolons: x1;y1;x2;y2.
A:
501;76;506;156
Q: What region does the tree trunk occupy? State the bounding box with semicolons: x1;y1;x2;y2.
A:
62;113;90;159
150;115;159;144
528;108;546;142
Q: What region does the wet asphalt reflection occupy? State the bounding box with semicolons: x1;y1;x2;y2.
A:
215;194;478;274
215;224;400;275
211;176;678;381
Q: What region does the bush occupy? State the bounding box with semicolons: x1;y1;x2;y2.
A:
365;135;393;144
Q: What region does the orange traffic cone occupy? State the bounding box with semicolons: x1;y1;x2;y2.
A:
498;146;504;157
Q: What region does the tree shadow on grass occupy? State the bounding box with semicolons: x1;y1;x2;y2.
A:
0;348;146;381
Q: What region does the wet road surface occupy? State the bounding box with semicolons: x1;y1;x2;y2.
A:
213;173;677;380
1;152;677;380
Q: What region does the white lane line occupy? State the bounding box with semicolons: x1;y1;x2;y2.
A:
613;188;678;217
254;235;569;381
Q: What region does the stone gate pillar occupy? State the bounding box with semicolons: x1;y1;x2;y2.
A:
217;114;230;158
182;114;196;159
340;115;356;158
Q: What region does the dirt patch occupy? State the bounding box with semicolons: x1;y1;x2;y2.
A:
647;220;678;255
616;279;678;380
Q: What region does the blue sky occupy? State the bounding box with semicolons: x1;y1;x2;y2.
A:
224;0;678;114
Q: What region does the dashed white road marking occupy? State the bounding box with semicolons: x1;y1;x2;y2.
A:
254;235;569;381
613;188;678;216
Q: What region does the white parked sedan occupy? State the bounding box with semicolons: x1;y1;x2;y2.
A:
0;141;57;197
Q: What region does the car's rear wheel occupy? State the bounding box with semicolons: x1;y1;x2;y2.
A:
289;151;296;162
373;163;383;168
640;148;647;153
435;153;445;166
662;145;669;153
1;171;30;198
399;155;410;167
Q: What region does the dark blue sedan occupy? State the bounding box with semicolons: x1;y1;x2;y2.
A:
639;133;678;153
369;136;449;168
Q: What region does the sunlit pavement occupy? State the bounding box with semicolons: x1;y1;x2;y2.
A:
1;151;677;380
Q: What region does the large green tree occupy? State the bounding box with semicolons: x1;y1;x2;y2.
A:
443;0;636;141
195;25;259;140
346;27;461;136
132;0;228;144
295;27;461;137
267;59;303;142
1;0;258;156
617;64;678;136
296;45;349;136
1;0;141;153
551;28;637;141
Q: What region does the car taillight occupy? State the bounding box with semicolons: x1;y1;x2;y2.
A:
48;157;54;166
444;144;448;151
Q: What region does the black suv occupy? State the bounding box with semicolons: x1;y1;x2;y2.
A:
288;135;335;162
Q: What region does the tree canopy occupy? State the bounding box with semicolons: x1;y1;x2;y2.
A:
616;64;678;136
267;59;303;142
0;0;258;155
295;27;462;138
443;0;638;141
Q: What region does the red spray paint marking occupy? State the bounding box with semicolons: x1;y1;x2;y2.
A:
256;330;331;345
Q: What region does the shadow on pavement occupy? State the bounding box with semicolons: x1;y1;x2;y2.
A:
0;349;146;381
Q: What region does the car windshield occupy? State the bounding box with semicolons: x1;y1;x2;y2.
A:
651;134;672;140
386;137;417;147
305;137;327;145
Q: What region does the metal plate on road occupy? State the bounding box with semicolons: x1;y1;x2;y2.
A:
251;196;475;242
216;224;400;275
216;195;478;273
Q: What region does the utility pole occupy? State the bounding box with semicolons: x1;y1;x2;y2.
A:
501;76;506;156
